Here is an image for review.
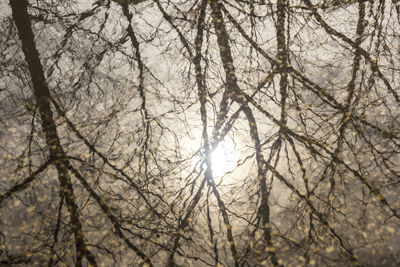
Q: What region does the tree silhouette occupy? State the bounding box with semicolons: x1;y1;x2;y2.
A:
1;0;399;266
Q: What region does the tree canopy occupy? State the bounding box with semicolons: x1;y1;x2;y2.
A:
1;0;400;266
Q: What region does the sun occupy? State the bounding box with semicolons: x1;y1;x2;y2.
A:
210;141;238;179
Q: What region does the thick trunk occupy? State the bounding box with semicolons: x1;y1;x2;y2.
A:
10;0;98;266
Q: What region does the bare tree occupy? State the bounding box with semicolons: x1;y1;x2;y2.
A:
1;0;399;266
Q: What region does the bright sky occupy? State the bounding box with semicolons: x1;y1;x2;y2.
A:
211;140;238;179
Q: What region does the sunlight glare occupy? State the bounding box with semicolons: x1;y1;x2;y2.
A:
211;141;238;178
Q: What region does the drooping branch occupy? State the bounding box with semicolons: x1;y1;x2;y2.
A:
50;98;161;217
0;159;53;206
303;0;400;106
167;1;208;264
326;0;366;196
120;2;151;177
67;163;154;266
209;1;281;265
